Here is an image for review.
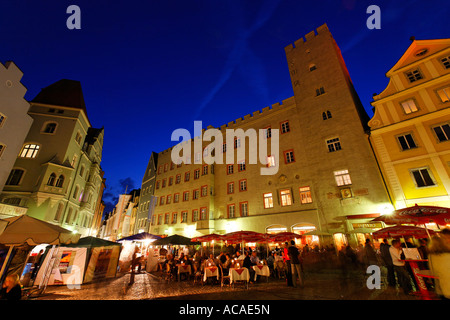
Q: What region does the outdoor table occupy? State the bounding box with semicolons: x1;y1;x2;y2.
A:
229;267;250;285
203;266;219;282
402;259;436;300
252;264;270;282
177;264;192;281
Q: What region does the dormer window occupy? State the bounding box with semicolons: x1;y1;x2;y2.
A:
405;68;423;83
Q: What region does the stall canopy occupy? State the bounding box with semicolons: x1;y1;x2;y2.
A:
268;232;302;243
152;234;199;246
191;234;224;242
34;236;121;286
116;232;161;242
0;215;80;246
371;204;450;226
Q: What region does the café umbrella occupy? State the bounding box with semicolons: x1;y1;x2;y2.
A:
221;231;266;255
191;234;224;255
371;204;450;226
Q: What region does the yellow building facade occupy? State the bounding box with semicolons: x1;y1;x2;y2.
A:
369;39;450;210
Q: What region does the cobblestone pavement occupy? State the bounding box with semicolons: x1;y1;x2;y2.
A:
34;268;423;301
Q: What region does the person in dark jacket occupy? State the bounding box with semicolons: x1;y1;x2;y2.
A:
0;274;22;300
380;239;396;287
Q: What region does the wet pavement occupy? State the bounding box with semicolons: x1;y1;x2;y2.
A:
34;267;423;301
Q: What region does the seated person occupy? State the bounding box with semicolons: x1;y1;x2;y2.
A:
250;251;260;266
0;274;22;300
204;254;217;268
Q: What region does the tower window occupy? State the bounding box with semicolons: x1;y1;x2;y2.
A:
327;138;342;152
47;173;56;186
316;87;325;96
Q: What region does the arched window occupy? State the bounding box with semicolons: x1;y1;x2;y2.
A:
73;186;79;199
47;173;56;186
42;122;57;134
65;207;73;224
54;203;64;222
322;112;327;120
19;144;40;158
55;175;65;188
327;110;332;119
323;111;332;120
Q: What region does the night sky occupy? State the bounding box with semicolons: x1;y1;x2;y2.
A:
1;0;449;212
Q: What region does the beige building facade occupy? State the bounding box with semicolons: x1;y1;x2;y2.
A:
0;79;105;237
143;24;392;248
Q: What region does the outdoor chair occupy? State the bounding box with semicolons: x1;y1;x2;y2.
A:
193;264;203;285
219;265;231;288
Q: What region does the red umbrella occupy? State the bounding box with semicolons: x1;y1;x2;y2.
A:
191;233;224;242
268;232;302;243
372;204;450;226
372;225;436;239
221;231;266;244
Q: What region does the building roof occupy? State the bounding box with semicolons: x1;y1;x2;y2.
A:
31;79;88;116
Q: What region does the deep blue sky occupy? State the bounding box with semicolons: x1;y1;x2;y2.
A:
1;0;449;212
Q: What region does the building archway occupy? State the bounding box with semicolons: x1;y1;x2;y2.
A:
265;224;287;234
291;223;318;248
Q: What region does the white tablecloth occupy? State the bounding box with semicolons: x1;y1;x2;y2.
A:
177;264;192;275
203;267;219;282
229;268;250;284
252;265;270;281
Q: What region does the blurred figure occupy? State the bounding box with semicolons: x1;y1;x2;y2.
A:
427;228;450;299
380;239;396;287
0;274;22;300
390;239;413;295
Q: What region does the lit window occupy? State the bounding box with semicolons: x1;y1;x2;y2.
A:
193;189;199;200
181;211;188;223
327;138;342;152
299;186;313;204
194;169;200;179
157;215;162;225
202;165;208;175
164;213;170;224
263;193;274;209
174;193;179;203
166;195;172;204
284;150;295;164
160;196;165;205
411;168;435;188
185;172;190;182
280;189;292;206
401;99;419;114
20;144;40;158
6;169;24;186
228;204;235;218
240;202;248;217
405;69;423;83
192;210;199;222
334;170;352;186
433;124;450;142
437;87;450;103
227;164;234;174
176;174;181;184
397;134;417;151
201;185;208;197
280;121;290;134
200;207;207;220
172;213;177;224
267;155;276;167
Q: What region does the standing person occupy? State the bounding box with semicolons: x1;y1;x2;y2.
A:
288;240;303;288
0;274;22;300
283;242;293;286
363;239;378;268
389;239;413;295
380;239;396;287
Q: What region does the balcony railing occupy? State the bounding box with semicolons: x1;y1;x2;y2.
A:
0;203;28;218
